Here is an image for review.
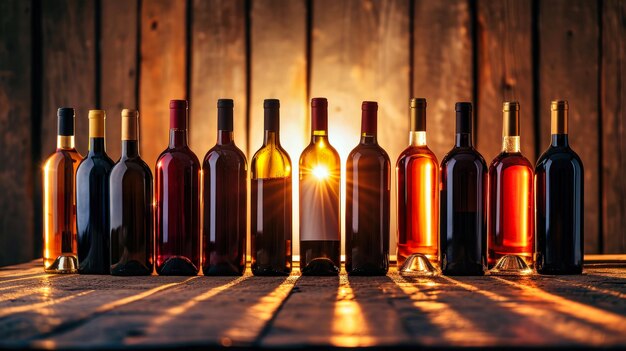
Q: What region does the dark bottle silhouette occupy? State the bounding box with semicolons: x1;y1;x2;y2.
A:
202;99;248;276
440;102;488;276
155;100;201;275
345;101;390;275
299;98;341;276
76;110;115;274
535;100;584;275
109;109;154;276
250;99;293;276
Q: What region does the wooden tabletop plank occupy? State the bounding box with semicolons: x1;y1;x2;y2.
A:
0;261;624;349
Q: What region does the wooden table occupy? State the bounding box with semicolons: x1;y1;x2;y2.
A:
0;257;624;350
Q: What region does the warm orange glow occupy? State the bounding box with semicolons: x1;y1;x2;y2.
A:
0;290;94;318
331;277;375;347
502;166;531;247
312;164;330;180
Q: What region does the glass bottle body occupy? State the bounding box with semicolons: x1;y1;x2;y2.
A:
488;152;534;267
202;131;248;276
76;138;115;274
299;134;341;275
250;132;292;276
155;130;201;275
396;134;439;266
440;136;488;276
43;139;82;273
345;137;390;275
535;135;584;274
109;141;154;276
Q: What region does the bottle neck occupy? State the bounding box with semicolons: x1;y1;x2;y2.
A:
409;131;427;146
263;130;280;146
360;132;377;144
551;134;569;147
121;140;139;158
169;129;188;148
57;135;75;150
455;133;473;147
89;137;106;155
501;136;521;153
217;130;234;145
311;129;329;144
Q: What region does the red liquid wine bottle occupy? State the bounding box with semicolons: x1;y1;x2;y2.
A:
440;102;488;276
299;98;341;276
488;102;534;268
43;108;82;273
76;110;115;274
345;101;390;275
109;109;154;276
155;100;201;275
396;98;439;268
202;99;248;276
535;100;584;274
250;99;293;276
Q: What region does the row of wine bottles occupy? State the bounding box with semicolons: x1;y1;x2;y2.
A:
42;97;583;277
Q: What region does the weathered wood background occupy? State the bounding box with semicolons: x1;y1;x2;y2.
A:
0;0;625;266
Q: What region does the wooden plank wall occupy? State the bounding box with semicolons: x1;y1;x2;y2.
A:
0;0;624;266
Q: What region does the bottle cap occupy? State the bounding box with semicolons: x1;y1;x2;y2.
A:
170;99;188;129
264;99;280;131
88;109;105;138
311;97;328;131
57;107;75;136
218;99;234;131
361;101;378;134
121;109;138;140
455;102;472;134
502;101;520;137
551;100;568;134
410;98;426;131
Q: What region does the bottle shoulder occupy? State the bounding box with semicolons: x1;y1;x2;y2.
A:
157;147;201;168
111;157;153;178
396;145;438;166
536;146;584;172
348;143;390;162
299;141;341;165
77;152;115;175
489;152;533;171
441;146;487;169
204;143;248;166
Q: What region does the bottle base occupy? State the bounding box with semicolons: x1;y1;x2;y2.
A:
301;258;340;276
489;255;533;276
204;263;246;276
111;260;152;276
44;255;78;274
399;253;439;276
157;256;199;276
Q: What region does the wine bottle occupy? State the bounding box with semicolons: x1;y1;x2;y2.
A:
535;100;584;274
155;100;201;276
488;102;534;267
43;108;82;273
109;109;154;276
202;99;248;276
345;101;391;275
250;99;293;276
396;98;439;267
440;102;488;276
299;97;341;276
76;110;115;274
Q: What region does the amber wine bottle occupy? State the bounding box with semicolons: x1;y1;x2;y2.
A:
76;110;115;274
109;109;154;275
43;108;83;273
488;102;534;268
250;99;293;276
299;97;341;276
535;100;584;274
396;98;439;269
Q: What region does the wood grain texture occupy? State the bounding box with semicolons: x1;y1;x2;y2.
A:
310;0;410;256
1;260;624;348
139;0;187;169
0;0;34;266
539;0;600;253
476;0;535;164
41;0;96;157
601;0;626;253
250;0;307;259
190;0;247;158
100;0;139;161
413;0;473;161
